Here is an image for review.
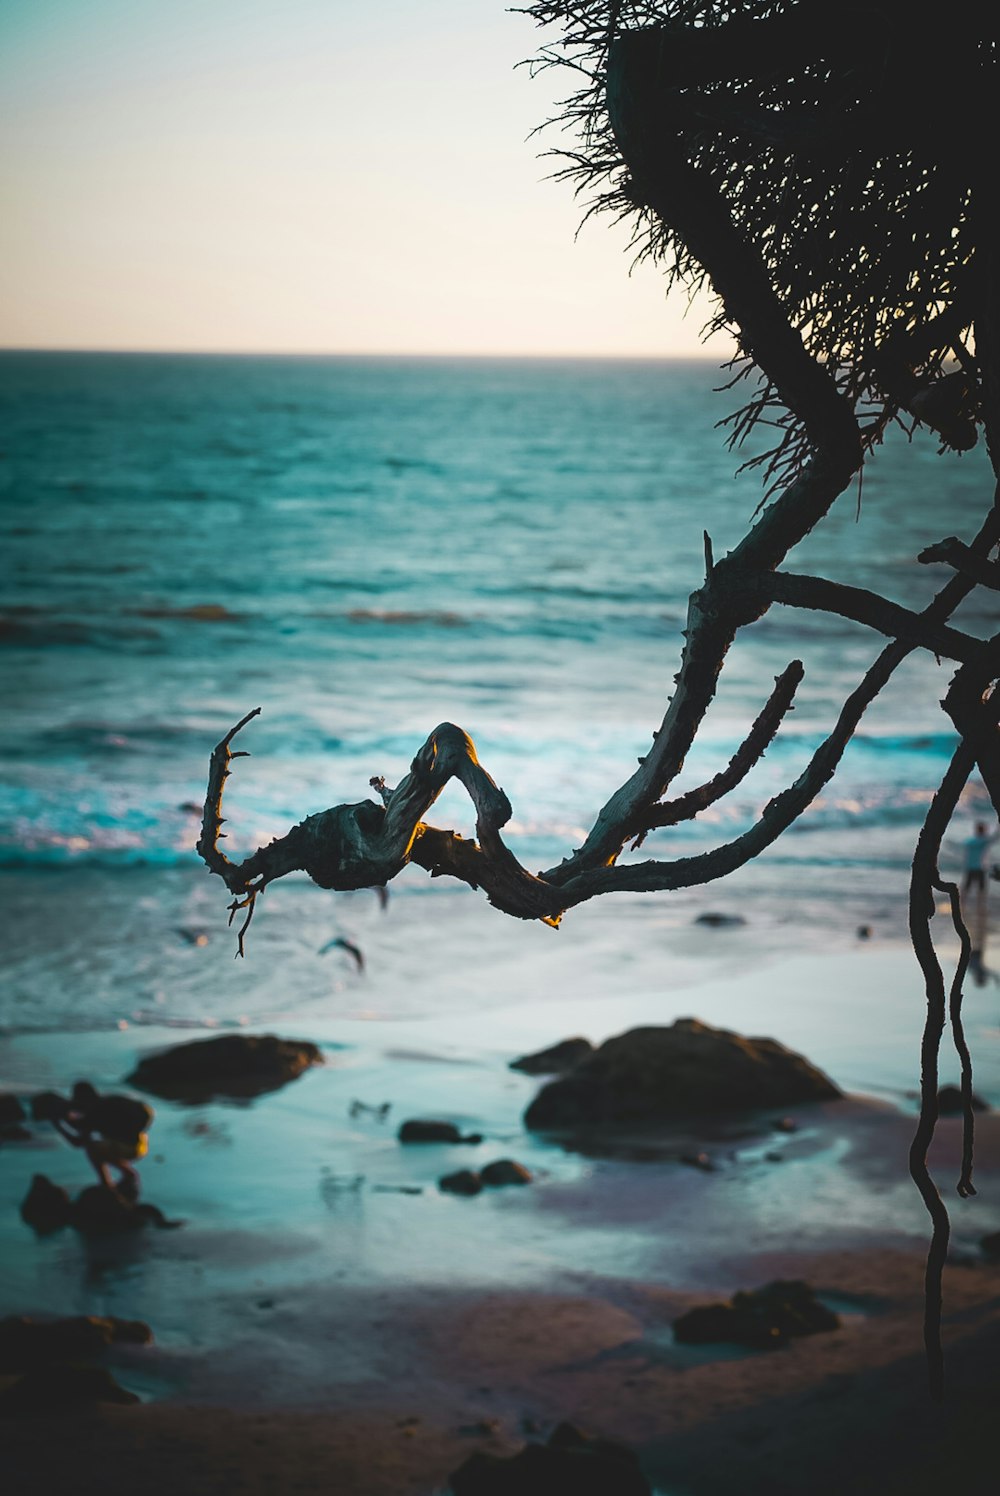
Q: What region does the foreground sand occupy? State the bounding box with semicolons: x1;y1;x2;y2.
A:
6;1108;1000;1495
3;1243;1000;1495
4;932;1000;1495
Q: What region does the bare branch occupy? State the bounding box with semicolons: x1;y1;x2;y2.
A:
542;457;856;887
933;876;977;1199
764;571;987;663
557;636;910;908
919;537;1000;592
908;738;978;1400
942;638;1000;820
627;660;804;846
196;706;262;895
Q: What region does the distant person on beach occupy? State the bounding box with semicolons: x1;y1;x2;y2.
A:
963;820;999;895
40;1083;154;1194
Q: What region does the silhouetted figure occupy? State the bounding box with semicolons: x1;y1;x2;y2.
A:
963;820;998;895
46;1083;154;1194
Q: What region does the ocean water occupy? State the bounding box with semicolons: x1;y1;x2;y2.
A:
1;351;997;1034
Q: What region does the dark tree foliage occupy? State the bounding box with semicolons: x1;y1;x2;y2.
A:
528;0;993;484
200;1;999;1395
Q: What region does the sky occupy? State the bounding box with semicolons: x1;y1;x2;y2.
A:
0;0;729;358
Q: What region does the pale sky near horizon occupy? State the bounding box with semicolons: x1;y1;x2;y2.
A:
0;0;731;358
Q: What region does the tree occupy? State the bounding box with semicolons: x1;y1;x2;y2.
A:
198;1;998;1395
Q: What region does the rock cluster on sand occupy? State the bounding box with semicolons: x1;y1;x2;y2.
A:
673;1279;840;1349
0;1315;152;1369
0;1315;152;1414
449;1421;650;1495
0;1363;139;1414
127;1033;323;1101
398;1120;483;1144
524;1018;841;1129
937;1084;989;1114
509;1038;594;1075
20;1175;179;1236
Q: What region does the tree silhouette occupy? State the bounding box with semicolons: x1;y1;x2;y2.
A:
199;1;998;1395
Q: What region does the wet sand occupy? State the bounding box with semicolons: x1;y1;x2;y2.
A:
3;1239;1000;1495
3;926;1000;1494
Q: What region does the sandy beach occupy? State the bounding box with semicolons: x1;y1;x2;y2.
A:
3;873;1000;1495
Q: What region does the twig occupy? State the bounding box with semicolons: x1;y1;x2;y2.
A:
628;660;804;846
933;875;977;1198
908;740;977;1400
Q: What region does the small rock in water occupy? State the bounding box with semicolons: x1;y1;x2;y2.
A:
509;1038;593;1075
856;924;873;940
399;1120;481;1144
673;1279;840;1349
449;1421;651;1495
937;1084;989;1115
20;1176;180;1237
439;1170;483;1197
0;1094;27;1129
694;912;746;929
679;1152;715;1172
772;1117;799;1133
20;1176;73;1235
128;1033;323;1101
479;1160;532;1187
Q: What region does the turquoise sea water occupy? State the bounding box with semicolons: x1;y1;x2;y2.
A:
1;352;996;1032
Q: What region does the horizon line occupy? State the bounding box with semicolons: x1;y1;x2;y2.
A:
0;345;727;363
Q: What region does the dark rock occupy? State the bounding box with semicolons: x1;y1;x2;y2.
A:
439;1170;483;1197
856;924;873;940
70;1186;180;1235
772;1117;799;1133
0;1362;139;1414
509;1038;594;1075
127;1033;323;1101
399;1120;481;1144
479;1160;532;1187
980;1231;1000;1259
21;1175;180;1237
450;1421;650;1495
694;912;746;928
20;1175;73;1234
0;1093;26;1128
0;1316;152;1370
937;1084;989;1115
674;1280;840;1349
30;1091;67;1122
679;1152;715;1172
525;1019;841;1130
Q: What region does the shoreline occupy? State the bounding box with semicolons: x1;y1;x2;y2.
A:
4;940;1000;1492
3;1242;1000;1495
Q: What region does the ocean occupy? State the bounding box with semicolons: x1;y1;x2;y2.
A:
1;351;996;1037
3;353;1000;1411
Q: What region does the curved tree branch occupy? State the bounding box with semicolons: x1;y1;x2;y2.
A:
908;738;978;1401
626;659;804;846
919;537;1000;592
763;571;988;662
